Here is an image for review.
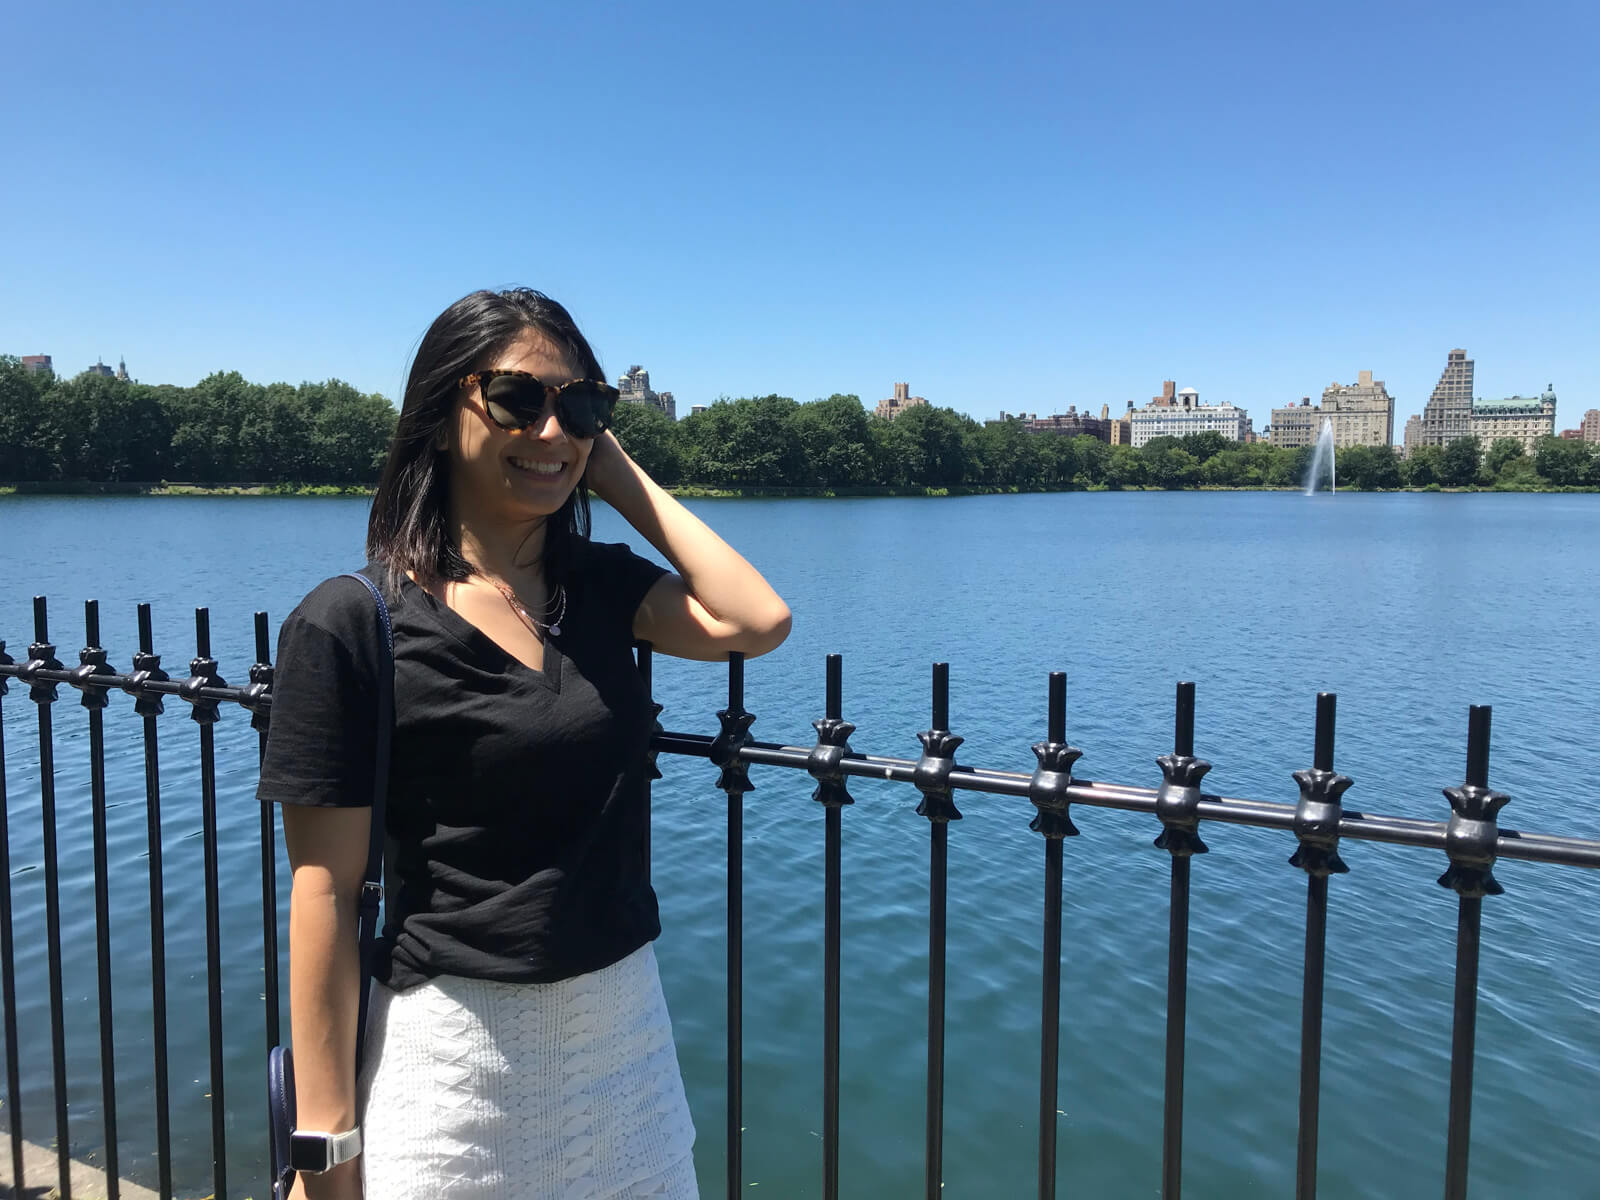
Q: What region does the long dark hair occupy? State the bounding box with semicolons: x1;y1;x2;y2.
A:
367;288;603;588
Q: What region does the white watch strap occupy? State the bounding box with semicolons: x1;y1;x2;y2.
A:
326;1126;363;1167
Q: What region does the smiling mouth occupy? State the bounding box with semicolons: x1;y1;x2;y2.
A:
508;456;567;478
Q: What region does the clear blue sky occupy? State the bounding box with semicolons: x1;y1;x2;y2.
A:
5;0;1596;433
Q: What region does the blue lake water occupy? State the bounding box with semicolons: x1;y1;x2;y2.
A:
0;491;1597;1198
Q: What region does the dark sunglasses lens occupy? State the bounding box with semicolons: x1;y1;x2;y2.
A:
482;375;546;428
557;383;616;437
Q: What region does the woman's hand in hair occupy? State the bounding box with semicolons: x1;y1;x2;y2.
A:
579;431;791;660
580;429;638;502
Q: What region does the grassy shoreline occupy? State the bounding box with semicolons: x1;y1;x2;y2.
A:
1;481;1596;499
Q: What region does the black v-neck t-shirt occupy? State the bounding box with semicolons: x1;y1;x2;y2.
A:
256;540;668;991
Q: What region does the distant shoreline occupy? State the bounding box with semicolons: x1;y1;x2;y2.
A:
3;481;1596;498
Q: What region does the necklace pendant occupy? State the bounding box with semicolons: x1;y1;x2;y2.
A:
549;624;561;637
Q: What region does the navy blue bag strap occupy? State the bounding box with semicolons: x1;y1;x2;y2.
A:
340;570;393;1074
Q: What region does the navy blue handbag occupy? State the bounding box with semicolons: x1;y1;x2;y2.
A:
268;571;394;1199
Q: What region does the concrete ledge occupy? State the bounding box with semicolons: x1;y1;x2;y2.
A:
1;1135;160;1199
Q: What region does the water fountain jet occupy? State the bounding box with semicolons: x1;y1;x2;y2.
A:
1305;419;1336;495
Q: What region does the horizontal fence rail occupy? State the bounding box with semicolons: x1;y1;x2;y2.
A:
0;597;1597;1200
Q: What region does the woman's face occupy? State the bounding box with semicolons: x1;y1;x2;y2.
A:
445;332;594;521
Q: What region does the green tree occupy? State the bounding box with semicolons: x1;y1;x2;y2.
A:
1147;446;1201;489
1492;454;1542;490
1069;436;1107;486
1439;436;1482;488
1335;444;1401;491
1483;437;1527;481
677;396;805;486
1402;445;1444;487
1202;448;1252;487
881;405;970;487
1179;430;1230;463
31;373;171;481
253;383;315;481
309;381;397;482
0;356;53;480
1037;432;1081;486
1287;445;1317;489
1534;436;1598;487
1104;443;1146;489
791;395;873;486
609;400;682;484
1262;444;1299;487
966;419;1043;487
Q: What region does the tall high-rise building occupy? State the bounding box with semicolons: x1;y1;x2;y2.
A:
21;354;52;373
986;406;1111;440
1581;409;1600;443
1402;414;1422;456
116;357;129;382
1471;387;1557;455
86;358;115;378
875;382;927;420
1129;385;1249;446
1419;349;1474;447
1269;370;1395;450
617;365;675;419
1109;400;1134;444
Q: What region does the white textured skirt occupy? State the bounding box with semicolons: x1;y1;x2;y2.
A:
358;944;698;1199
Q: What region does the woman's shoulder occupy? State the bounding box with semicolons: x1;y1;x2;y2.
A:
284;567;394;650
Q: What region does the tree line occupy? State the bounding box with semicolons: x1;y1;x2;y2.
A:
0;357;396;483
4;357;1596;490
612;395;1600;490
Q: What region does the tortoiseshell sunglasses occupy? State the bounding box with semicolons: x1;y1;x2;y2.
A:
457;369;620;438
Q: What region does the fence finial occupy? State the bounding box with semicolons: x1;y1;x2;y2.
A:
914;663;963;823
69;600;116;711
809;654;856;809
1029;672;1081;840
179;607;227;726
1439;706;1511;898
1291;693;1354;877
1154;682;1211;856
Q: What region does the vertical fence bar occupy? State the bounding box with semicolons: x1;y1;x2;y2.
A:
128;604;174;1200
726;657;742;1200
1164;682;1196;1200
709;652;755;1200
0;639;25;1192
247;612;279;1053
913;663;963;1200
805;653;854;1200
75;602;120;1200
927;833;947;1192
1028;671;1080;1200
1290;693;1352;1200
1440;706;1508;1200
1041;837;1061;1189
635;641;658;883
26;597;72;1198
183;608;228;1200
1153;682;1210;1200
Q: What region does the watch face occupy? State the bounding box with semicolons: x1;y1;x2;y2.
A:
289;1132;330;1173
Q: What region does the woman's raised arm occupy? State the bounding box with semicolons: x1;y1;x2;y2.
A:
584;431;792;662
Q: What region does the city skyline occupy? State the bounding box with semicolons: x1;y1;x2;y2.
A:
4;2;1595;436
9;346;1576;445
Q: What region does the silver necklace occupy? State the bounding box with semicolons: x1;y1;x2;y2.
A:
486;576;567;639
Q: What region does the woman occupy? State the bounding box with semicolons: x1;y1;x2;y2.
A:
258;288;791;1199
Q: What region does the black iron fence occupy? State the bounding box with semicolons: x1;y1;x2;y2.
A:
0;597;1597;1200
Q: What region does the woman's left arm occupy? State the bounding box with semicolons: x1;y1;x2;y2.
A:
585;432;792;661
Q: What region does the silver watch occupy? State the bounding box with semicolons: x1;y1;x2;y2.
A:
289;1126;363;1174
